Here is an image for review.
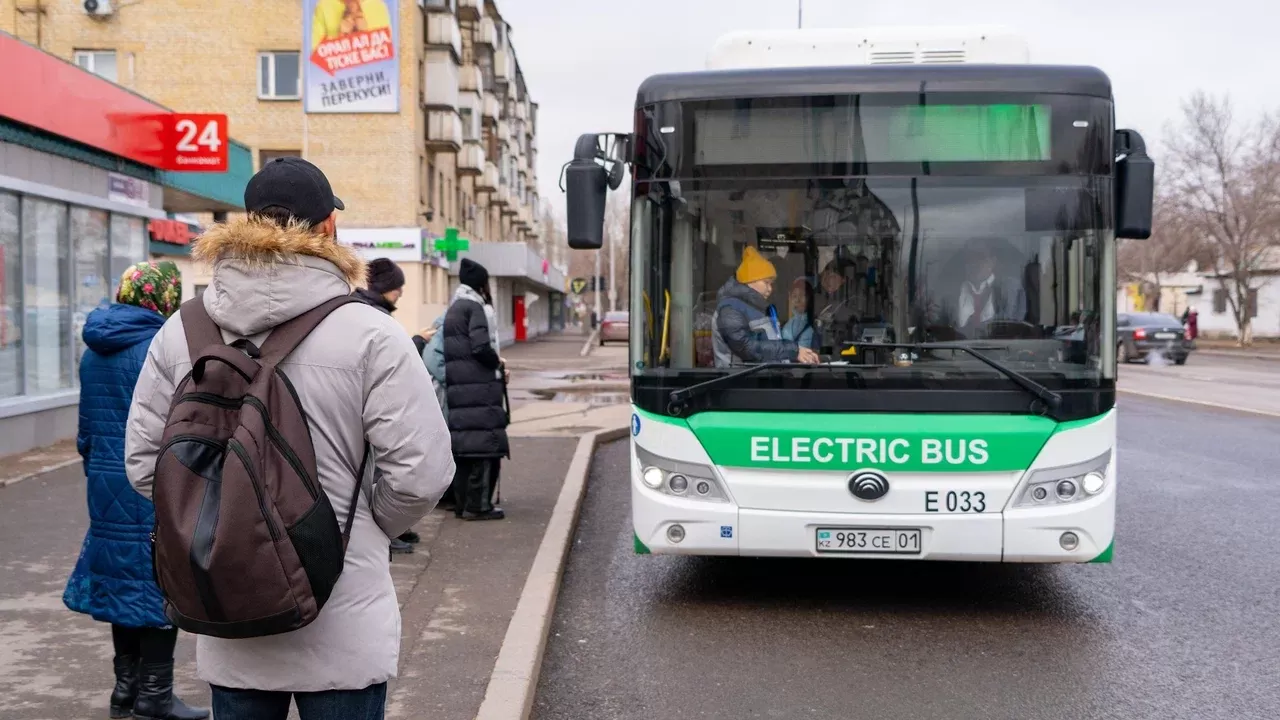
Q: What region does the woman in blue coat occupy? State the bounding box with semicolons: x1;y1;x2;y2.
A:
62;261;207;720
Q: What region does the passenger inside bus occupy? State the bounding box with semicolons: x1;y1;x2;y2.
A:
711;247;819;366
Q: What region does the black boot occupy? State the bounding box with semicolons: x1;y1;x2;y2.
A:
132;661;210;720
397;530;421;544
108;654;139;718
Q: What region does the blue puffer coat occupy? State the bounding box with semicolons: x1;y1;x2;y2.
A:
63;303;168;628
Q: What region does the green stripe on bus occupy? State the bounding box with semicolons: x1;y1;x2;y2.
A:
634;533;651;555
686;411;1061;472
1089;541;1114;563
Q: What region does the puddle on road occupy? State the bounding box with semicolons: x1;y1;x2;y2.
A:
528;388;629;404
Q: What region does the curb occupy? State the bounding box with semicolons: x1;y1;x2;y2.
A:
1118;388;1280;419
1194;349;1280;363
0;458;80;489
474;425;629;720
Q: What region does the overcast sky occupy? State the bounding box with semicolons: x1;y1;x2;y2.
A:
497;0;1276;211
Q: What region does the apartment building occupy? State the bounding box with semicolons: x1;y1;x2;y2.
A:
5;0;559;339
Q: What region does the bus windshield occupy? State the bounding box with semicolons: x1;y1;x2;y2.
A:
630;176;1115;386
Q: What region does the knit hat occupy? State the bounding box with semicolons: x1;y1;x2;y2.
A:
366;258;405;294
459;258;490;292
736;246;777;285
116;260;182;317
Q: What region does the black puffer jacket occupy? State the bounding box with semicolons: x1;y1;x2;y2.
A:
442;293;508;458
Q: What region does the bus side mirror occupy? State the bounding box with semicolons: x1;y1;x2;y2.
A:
1115;129;1154;240
565;133;628;250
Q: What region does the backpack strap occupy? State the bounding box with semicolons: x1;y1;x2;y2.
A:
342;442;371;550
258;296;362;366
180;298;227;365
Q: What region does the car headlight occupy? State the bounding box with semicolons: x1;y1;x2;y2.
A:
635;446;729;503
1013;450;1111;508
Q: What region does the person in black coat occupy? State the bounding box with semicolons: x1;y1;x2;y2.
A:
443;258;509;521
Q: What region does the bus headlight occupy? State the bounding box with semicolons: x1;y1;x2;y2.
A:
636;447;730;503
1013;450;1111;508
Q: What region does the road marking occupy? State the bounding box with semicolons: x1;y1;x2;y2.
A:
1118;388;1280;419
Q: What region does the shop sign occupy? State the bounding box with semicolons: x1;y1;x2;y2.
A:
113;113;230;172
107;173;152;208
339;228;422;263
148;218;199;246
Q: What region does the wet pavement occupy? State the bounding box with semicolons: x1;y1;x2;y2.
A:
533;395;1280;720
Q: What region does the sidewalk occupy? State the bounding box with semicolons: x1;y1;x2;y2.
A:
0;332;629;719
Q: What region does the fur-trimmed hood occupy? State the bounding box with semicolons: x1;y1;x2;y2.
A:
193;216;365;285
193;217;370;337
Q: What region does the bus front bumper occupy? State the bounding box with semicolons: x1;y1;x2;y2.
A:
632;483;1114;563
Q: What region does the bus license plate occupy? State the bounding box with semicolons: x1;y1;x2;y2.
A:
816;528;922;555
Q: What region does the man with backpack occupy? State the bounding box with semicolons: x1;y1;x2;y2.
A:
124;157;454;720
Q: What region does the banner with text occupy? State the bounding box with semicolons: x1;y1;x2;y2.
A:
303;0;400;114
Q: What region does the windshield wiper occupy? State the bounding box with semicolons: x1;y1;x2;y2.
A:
846;342;1063;417
668;362;862;412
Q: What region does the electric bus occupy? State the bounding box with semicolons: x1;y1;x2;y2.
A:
564;26;1153;562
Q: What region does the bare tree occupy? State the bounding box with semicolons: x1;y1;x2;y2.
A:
1116;191;1203;311
1164;93;1280;344
603;192;631;311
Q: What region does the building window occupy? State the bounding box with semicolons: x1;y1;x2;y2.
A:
427;159;437;214
22;198;72;395
460;108;476;141
259;149;301;168
258;51;301;99
1212;288;1226;314
74;50;118;82
0;192;20;399
71;208;110;368
438;172;446;219
1247;288;1259;319
109;215;146;297
194;285;208;299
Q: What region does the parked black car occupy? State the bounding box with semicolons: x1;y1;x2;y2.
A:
1117;312;1195;365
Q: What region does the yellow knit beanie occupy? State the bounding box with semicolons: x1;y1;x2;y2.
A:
736;246;777;285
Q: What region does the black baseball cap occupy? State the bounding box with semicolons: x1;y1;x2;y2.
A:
244;156;345;226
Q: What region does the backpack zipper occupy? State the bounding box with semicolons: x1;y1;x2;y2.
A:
242;396;320;502
177;392;320;503
228;438;280;542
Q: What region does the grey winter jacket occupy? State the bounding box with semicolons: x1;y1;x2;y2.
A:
124;217;454;692
712;278;799;367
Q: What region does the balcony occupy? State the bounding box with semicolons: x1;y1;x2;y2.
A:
458;143;485;175
426;13;463;60
477;16;498;47
493;183;510;207
482;92;500;122
459;64;483;94
426;110;462;151
422;55;459;110
496;119;510;143
477;161;499;191
458;0;482;20
515;101;527;121
494;48;512;85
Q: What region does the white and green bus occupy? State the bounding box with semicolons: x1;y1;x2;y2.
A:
564;27;1153;562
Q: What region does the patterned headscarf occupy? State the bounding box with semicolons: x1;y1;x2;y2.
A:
116;260;182;317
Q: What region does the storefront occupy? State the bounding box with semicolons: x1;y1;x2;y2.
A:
0;33;252;456
448;241;566;347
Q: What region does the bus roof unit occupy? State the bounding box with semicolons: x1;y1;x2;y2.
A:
706;26;1031;70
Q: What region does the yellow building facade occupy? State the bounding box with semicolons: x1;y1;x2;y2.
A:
5;0;545;336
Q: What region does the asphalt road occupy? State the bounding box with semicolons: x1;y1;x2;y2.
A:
533;395;1280;720
1119;351;1280;415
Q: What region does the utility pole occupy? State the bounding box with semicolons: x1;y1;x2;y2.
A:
593;247;602;329
798;0;803;28
607;226;617;312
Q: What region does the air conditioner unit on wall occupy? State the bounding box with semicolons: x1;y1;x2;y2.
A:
83;0;114;16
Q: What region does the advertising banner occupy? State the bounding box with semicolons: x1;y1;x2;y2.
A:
303;0;400;114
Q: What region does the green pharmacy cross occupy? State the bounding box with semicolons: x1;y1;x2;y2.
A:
435;227;470;261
